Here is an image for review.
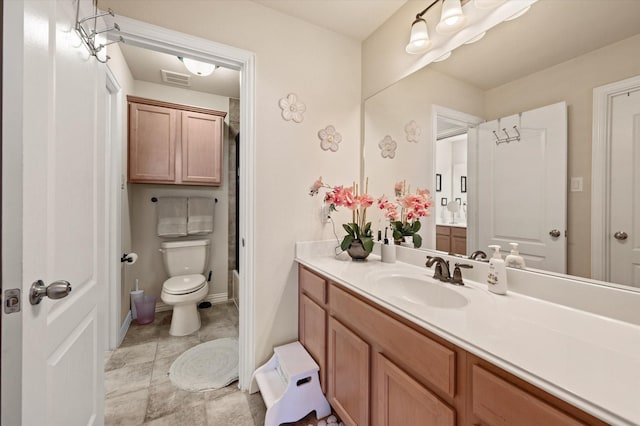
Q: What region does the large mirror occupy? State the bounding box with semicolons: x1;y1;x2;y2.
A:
363;0;640;291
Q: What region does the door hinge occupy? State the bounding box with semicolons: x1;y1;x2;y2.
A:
4;289;21;314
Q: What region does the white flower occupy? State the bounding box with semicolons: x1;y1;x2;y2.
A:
405;120;421;143
278;93;306;123
378;135;397;159
318;125;342;152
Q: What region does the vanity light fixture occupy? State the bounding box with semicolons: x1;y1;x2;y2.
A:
406;0;469;55
436;0;466;34
473;0;505;9
504;5;531;21
178;57;217;77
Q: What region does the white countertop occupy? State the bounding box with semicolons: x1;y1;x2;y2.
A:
295;245;640;426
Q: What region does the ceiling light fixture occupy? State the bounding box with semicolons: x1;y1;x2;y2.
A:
178;56;216;77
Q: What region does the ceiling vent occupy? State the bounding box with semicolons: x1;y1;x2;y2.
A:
161;70;191;87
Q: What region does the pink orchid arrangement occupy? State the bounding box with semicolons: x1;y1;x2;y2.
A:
378;180;432;247
309;177;374;253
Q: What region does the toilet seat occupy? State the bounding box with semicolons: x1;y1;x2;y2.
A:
163;274;207;295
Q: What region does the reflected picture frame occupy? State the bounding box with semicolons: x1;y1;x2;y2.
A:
461;176;467;193
436;174;442;192
440;197;448;206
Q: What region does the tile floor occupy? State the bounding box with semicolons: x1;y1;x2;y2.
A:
104;302;339;426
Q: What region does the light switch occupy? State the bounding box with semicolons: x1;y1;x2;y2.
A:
570;177;583;192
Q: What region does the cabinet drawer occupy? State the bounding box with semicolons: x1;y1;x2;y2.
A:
374;353;455;426
299;266;327;305
472;366;582;426
436;225;452;236
330;284;456;398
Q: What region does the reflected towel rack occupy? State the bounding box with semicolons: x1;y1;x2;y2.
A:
493;125;521;145
151;197;218;203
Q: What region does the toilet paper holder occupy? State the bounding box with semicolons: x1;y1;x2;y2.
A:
121;253;138;264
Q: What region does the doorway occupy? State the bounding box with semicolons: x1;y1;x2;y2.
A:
592;75;640;288
104;15;257;391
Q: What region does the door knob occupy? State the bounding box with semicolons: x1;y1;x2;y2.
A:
614;231;628;241
549;229;561;238
30;280;72;305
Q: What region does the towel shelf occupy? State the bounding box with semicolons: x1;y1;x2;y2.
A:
151;197;217;203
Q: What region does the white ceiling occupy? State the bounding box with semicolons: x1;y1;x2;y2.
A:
119;43;241;98
251;0;408;40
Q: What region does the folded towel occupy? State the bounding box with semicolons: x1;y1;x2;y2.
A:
188;197;214;235
157;197;188;237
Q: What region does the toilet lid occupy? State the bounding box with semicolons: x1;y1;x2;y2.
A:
163;274;206;295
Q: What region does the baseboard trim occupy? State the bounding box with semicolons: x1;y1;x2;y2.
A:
118;311;132;347
155;292;229;312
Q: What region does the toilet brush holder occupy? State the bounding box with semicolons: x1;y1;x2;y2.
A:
130;290;143;320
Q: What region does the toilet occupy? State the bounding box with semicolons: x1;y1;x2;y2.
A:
160;239;210;336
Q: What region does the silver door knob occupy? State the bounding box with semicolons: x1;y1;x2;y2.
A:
30;280;72;305
549;229;561;238
614;231;628;241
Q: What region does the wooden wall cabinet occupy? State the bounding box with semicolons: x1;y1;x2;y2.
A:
298;265;607;426
128;96;226;186
436;225;467;256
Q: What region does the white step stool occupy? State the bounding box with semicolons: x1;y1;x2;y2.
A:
252;341;331;426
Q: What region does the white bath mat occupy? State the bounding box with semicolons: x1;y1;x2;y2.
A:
169;337;239;392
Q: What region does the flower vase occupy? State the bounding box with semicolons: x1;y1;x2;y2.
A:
401;235;414;248
347;239;370;261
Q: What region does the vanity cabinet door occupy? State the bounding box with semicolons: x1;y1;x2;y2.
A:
373;353;455;426
328;317;370;426
436;225;452;252
299;293;327;393
451;227;467;256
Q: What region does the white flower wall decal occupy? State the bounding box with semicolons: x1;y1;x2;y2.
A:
278;93;306;123
405;120;421;143
379;135;397;159
318;125;342;152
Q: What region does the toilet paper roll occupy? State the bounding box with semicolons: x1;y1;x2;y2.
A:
124;252;138;265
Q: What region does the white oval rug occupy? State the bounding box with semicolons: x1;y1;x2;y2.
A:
169;337;239;392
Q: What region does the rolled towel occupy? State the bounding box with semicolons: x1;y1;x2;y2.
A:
188;197;214;235
157;197;188;237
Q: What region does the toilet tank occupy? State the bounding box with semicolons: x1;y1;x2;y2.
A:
160;239;210;277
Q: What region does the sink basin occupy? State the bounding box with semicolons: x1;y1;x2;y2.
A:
365;271;468;309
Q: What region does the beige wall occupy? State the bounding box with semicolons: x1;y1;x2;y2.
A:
106;44;135;324
484;34;640;278
100;0;362;368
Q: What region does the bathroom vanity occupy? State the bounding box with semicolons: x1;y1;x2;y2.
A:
296;242;640;426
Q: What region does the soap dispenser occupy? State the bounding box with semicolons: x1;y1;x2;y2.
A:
505;243;526;269
487;245;507;295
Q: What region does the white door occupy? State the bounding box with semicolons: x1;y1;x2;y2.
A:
474;102;567;272
3;0;107;424
609;88;640;287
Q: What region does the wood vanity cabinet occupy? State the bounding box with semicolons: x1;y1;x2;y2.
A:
436;225;467;256
128;96;226;186
297;265;608;426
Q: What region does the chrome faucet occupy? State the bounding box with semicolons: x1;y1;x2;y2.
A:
425;256;451;282
426;256;473;285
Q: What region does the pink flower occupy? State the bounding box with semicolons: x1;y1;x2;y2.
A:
309;177;324;195
417;188;430;196
357;194;374;208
